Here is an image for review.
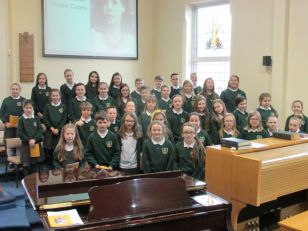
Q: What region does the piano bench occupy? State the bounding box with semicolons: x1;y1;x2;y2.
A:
278;210;308;231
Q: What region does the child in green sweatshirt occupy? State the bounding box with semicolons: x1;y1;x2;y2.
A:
85;111;120;170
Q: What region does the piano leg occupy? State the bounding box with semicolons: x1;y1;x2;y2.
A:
231;199;246;231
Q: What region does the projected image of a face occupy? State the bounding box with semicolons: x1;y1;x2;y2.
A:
43;0;137;58
102;0;126;26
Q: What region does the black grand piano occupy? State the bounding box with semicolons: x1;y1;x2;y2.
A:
22;168;232;230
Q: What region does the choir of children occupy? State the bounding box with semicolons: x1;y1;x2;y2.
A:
1;70;307;182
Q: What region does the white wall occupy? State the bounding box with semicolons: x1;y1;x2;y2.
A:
153;0;187;83
230;0;272;111
0;0;9;99
285;0;308;117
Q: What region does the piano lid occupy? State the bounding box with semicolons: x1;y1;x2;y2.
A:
88;177;196;221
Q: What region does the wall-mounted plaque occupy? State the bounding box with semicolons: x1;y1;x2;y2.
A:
19;32;34;82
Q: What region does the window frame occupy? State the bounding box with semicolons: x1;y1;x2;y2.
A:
190;0;231;93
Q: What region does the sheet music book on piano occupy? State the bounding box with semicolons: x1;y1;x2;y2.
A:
47;209;83;227
192;194;227;206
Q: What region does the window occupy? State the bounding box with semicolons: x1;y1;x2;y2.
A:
191;1;231;94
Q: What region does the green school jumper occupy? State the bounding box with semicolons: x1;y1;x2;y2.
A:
198;113;208;131
197;129;212;147
109;119;121;134
69;97;90;122
194;86;202;95
91;95;115;114
200;92;220;115
284;114;308;133
43;103;67;149
170;87;182;99
53;148;86;169
109;86;120;101
167;109;189;142
0;96;25;138
242;129;269;140
60;83;76;112
85;83;98;100
175;141;205;181
142;138;175;173
17;115;44;166
31;86;51;115
220;88;246;113
158;98;172;113
85;130;120;169
136;99;145;116
150;89;162;100
183;96;194;113
233;109;248;133
138;112;151;138
131;90;142;103
257;107;276;130
208;118;222;145
77;119;96;147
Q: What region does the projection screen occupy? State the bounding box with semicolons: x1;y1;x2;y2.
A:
42;0;138;59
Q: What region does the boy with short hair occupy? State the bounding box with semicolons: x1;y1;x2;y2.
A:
136;86;150;116
85;111;120;170
151;75;164;100
131;78;144;103
76;102;96;147
169;73;182;98
158;85;172;112
106;106;121;133
190;73;202;95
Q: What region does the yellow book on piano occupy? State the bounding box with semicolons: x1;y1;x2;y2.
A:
9;115;19;127
30;143;40;158
47;209;83;228
48;214;72;227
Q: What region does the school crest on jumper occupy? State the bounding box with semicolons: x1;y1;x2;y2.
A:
106;141;113;148
90;126;95;132
45;92;49;97
17;102;22;107
162;148;168;155
33;121;37;127
114;126;118;132
256;135;262;139
181;118;186;123
199;136;205;142
106;103;111;107
59;108;63;113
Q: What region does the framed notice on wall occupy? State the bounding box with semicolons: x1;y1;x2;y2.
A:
19;32;34;82
42;0;138;59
